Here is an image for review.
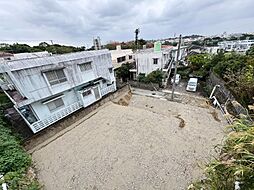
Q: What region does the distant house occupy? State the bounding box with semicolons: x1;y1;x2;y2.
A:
0;50;116;133
205;46;221;54
218;40;254;53
186;45;205;55
110;45;134;70
131;44;187;78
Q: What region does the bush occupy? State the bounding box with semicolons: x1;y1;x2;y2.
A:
0;121;31;173
0;114;40;189
177;67;191;79
137;73;147;83
116;63;132;82
138;70;163;85
2;172;41;190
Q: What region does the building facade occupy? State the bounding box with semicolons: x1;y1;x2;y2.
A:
0;50;116;133
132;46;187;76
110;45;134;70
218;40;254;52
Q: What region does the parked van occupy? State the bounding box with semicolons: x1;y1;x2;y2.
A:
186;78;198;92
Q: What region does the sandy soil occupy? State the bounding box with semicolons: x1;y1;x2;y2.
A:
32;95;226;190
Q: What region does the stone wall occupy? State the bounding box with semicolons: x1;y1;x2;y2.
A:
128;81;159;91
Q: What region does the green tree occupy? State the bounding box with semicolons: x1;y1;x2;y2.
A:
246;45;254;56
105;43;117;50
146;70;163;85
116;63;132;82
0;43;86;54
187;54;212;77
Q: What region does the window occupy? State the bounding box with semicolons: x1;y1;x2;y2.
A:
153;58;158;65
129;55;132;59
117;56;126;63
82;90;92;97
79;62;92;72
44;69;67;85
46;98;64;112
109;68;113;73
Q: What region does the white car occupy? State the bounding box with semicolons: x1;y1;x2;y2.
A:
186;78;198;92
171;74;181;85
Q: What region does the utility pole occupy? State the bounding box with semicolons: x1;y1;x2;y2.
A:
50;40;57;54
135;28;140;50
171;34;182;100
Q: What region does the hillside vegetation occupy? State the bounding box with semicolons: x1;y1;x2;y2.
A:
0;42;85;54
189;118;254;190
0;113;40;190
186;47;254;108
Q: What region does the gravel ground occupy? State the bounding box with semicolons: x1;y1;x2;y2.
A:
32;95;226;190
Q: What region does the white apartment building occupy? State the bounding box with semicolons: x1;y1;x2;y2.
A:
0;50;116;133
218;40;254;52
132;46;187;77
110;45;134;70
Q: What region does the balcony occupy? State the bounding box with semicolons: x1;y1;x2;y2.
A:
29;85;116;133
30;101;83;133
100;84;116;96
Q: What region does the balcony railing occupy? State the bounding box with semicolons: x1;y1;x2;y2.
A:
30;85;116;133
100;84;116;96
31;101;83;133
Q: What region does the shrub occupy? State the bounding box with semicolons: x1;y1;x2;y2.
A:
0;114;40;189
0;120;31;174
138;70;163;85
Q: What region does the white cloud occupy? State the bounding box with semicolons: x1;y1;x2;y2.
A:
0;0;253;46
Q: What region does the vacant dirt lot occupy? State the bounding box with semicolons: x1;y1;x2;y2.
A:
32;94;226;190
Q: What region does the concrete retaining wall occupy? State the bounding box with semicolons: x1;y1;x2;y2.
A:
128;81;159;91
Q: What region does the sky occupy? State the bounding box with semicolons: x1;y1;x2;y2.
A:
0;0;254;47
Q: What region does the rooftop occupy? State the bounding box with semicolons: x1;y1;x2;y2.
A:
135;47;173;54
0;50;110;72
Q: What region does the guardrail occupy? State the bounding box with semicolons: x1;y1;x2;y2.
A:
100;85;115;96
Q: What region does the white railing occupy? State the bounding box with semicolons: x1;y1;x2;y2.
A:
100;85;116;96
30;85;116;133
31;101;83;133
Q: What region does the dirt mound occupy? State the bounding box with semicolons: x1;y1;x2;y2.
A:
113;91;132;106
